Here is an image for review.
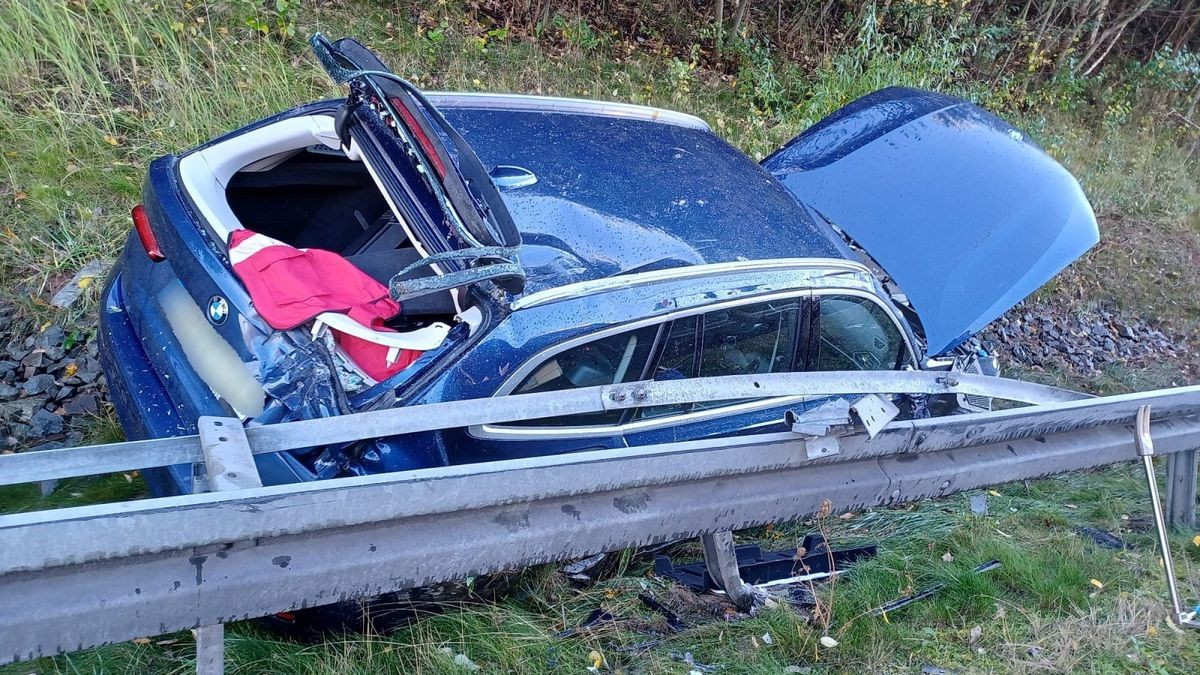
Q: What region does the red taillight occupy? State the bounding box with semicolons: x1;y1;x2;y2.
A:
274;611;296;622
389;97;446;179
131;204;165;262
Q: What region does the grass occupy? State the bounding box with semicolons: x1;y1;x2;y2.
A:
1;1;1199;673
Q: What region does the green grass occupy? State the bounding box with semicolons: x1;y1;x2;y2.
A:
2;1;1199;673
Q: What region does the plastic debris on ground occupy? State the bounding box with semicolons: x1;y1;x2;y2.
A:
654;533;877;609
50;260;110;309
436;646;480;672
638;593;687;632
870;560;1002;616
556;608;619;638
673;651;716;672
1075;526;1129;550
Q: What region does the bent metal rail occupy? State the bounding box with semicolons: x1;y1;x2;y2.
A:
1;371;1198;666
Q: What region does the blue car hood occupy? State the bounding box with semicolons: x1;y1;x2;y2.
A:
763;88;1099;356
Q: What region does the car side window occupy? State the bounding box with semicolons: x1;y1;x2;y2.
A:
813;295;907;371
694;300;800;411
639;315;700;419
640;299;802;419
506;324;659;427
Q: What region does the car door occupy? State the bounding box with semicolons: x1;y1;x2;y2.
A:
456;323;663;462
799;290;916;416
622;296;813;446
463;289;915;460
462;298;806;459
622;291;916;447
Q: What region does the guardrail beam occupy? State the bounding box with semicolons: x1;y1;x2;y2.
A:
4;379;1200;665
0;370;1102;487
4;415;1200;664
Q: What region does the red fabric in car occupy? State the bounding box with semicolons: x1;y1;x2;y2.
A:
228;229;421;381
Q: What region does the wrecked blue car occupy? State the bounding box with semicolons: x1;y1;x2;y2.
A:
99;36;1099;498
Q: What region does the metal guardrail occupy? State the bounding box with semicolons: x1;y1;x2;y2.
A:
0;370;1084;487
0;372;1197;668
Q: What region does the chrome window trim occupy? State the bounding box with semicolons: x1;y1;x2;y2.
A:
469;283;918;441
426;92;710;131
470;394;808;440
510;258;872;311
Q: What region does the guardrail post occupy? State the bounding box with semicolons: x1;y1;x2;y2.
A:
700;530;756;610
1165;448;1198;531
194;416;262;675
1135;406;1200;628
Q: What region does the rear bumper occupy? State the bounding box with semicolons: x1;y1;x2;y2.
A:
98;258;197;495
99;250;318;496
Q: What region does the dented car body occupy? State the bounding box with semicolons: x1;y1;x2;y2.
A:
98;37;1099;497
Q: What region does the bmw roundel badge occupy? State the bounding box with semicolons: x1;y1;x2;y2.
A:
207;295;229;325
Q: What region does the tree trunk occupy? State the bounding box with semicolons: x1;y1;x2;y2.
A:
1084;0;1110;59
1080;0;1155;76
730;0;753;44
715;0;725;55
1052;1;1092;71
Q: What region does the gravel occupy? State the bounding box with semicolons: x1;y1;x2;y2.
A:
978;302;1188;380
1;318;109;453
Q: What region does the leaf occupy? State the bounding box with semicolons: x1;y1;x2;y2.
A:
588;650;604;668
1089;579;1104;589
1192;535;1200;548
103;134;120;146
968;625;982;644
987;490;1001;497
131;637;151;645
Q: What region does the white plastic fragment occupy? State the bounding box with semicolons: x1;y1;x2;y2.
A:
820;635;838;648
50;260;110;309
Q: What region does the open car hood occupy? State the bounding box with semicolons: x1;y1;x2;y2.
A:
763;88;1099;356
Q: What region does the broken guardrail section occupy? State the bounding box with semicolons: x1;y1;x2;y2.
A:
0;371;1197;674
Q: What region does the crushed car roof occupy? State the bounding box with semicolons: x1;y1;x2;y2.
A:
437;102;853;296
